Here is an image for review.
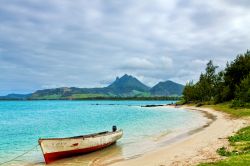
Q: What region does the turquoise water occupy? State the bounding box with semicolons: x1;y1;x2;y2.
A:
0;100;207;165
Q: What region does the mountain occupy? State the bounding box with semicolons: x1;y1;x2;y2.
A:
107;74;150;96
150;80;184;96
1;74;184;100
29;74;150;99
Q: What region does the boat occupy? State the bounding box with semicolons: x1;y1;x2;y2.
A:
38;126;123;164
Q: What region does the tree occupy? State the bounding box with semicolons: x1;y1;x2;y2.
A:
182;50;250;105
183;60;218;103
223;51;250;100
195;60;218;102
236;73;250;102
214;71;225;103
204;60;218;100
183;81;199;102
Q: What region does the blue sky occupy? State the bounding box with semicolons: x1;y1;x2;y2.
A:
0;0;250;95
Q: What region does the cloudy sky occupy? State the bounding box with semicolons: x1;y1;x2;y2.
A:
0;0;250;95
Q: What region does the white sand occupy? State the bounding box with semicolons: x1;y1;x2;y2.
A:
95;106;249;166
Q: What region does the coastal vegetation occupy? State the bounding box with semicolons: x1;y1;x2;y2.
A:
203;102;250;117
182;50;250;109
199;126;250;166
181;50;250;165
179;50;250;165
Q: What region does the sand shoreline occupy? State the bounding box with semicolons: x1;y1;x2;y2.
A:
97;105;249;166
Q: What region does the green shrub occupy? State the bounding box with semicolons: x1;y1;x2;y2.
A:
196;103;204;107
229;126;250;143
231;100;245;108
217;147;231;156
175;98;186;105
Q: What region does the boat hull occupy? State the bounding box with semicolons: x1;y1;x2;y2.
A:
39;130;123;164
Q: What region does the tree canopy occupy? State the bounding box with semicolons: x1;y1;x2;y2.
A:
183;50;250;106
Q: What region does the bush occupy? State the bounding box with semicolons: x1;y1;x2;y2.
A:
175;98;186;105
229;126;250;143
231;100;245;108
196;103;203;107
217;147;231;156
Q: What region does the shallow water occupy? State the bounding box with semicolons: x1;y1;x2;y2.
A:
0;100;208;165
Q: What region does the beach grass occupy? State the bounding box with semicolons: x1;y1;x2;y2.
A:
202;102;250;117
198;126;250;166
198;154;250;166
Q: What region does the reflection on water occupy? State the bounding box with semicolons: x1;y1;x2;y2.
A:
47;144;123;166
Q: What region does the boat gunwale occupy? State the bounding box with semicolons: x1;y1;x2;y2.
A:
38;129;123;141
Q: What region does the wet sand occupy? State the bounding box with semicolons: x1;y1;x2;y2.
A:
95;106;249;166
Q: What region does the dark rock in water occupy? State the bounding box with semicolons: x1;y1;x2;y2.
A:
141;104;164;107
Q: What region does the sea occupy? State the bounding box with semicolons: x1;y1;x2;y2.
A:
0;100;209;165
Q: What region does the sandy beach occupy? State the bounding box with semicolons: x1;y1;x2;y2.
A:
95;106;249;166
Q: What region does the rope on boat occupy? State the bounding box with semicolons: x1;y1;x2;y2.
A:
0;144;39;165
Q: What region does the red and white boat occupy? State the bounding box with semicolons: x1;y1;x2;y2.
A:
38;127;123;164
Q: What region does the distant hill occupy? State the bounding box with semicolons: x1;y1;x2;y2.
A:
1;74;184;100
0;93;31;100
107;74;150;96
150;80;184;96
30;74;150;99
30;87;109;100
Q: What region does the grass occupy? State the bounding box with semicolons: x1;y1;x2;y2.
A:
202;102;250;117
33;94;62;99
198;126;250;166
31;93;110;100
191;102;250;165
199;154;250;166
131;90;151;97
175;99;186;105
229;126;250;153
70;93;109;99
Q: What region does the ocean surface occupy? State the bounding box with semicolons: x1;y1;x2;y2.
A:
0;100;208;165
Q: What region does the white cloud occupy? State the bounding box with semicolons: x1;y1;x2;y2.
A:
121;57;155;70
159;56;173;69
0;0;250;94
